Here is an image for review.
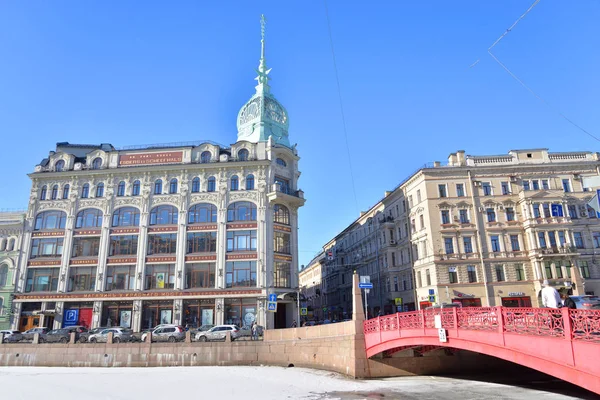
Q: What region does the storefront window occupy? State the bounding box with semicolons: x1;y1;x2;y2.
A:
183;299;214;328
25;268;60;292
101;301;133;328
144;264;175;290
67;267;97;292
106;265;136;291
185;263;215;289
62;302;94;328
453;298;481;307
224;298;256;329
141;300;173;330
225;261;256;288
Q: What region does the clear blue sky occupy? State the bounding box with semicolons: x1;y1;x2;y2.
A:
0;1;599;268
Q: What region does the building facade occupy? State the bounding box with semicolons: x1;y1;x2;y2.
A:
305;148;600;317
12;19;305;332
0;212;26;330
299;251;325;321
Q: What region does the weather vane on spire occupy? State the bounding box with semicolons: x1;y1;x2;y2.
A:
255;14;271;92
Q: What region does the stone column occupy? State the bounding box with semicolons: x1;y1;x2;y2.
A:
173;298;183;325
132;300;143;332
10;302;22;330
216;188;228;289
136;212;149;291
352;272;365;321
96;212;112;291
92;301;102;328
175;209;187;290
215;298;224;325
58;215;76;292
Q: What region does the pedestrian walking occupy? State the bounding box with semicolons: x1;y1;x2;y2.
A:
251;322;258;341
561;293;577;309
541;280;562;308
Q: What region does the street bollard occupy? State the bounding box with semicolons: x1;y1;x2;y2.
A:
185;331;191;343
225;331;231;342
69;332;76;344
32;333;39;344
0;332;4;344
107;332;114;344
145;332;152;343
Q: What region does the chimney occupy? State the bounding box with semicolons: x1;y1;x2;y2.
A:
433;161;441;167
448;153;457;166
457;150;466;166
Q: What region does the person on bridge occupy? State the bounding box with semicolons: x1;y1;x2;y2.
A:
541;280;562;308
560;293;577;309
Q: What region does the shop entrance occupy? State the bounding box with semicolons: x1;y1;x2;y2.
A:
141;300;173;330
502;297;532;308
274;302;288;329
19;316;39;331
101;302;133;328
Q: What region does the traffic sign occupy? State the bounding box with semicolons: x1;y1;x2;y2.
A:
267;302;277;312
300;307;307;316
359;283;373;289
428;289;435;295
438;328;447;343
429;295;436;303
394;298;403;306
268;293;277;302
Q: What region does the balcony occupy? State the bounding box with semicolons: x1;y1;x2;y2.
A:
267;184;306;208
528;246;579;258
379;215;395;228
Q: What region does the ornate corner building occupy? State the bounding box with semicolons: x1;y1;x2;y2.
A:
0;212;26;330
11;18;305;332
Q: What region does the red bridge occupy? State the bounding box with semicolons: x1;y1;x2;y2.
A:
364;306;600;395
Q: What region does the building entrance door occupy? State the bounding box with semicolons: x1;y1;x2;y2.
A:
275;302;287;329
20;316;39;331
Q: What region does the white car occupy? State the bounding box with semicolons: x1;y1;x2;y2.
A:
0;330;23;343
195;325;241;342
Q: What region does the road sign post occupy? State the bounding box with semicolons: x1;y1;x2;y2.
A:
360;276;373;318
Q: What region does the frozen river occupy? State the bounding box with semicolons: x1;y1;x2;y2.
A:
0;366;593;400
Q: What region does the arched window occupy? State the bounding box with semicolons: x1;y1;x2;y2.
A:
81;183;90;199
55;160;65;172
201;151;211;163
188;203;217;224
273;204;290;225
51;185;59;200
246;174;255;190
227;201;257;222
92;157;102;170
95;183;104;198
207;177;216;192
238;149;249;161
154;179;163;195
117;181;126;197
132;180;140;196
75;208;103;228
150;205;178;225
191;177;200;193
169;178;178;194
62;184;70;199
276;158;287;167
34;210;67;230
112;207;140;227
40;186;47;200
0;264;7;287
230;175;239;191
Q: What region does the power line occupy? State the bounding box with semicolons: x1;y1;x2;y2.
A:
323;0;360;213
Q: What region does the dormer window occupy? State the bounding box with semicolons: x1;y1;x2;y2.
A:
55;160;65;172
201;151;211;163
91;157;102;170
238;149;249;161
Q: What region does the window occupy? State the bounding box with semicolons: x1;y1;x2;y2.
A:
448;267;458;283
444;238;454;254
419;214;424;229
91;157;102;170
574;232;584;249
34;210;67;230
227;230;257;252
40;185;47;200
486;208;496;222
588;206;598;219
30;238;64;258
191;177;200;193
51;185;58;200
467;265;477;283
482;182;492;196
538;232;547;248
149;205;178;225
187;232;217;253
555;264;563;279
109;235;138;256
523;181;530;191
106;265;136;291
147;234;178;255
490;235;501;252
510;235;520;251
246;174;255;190
501;181;510;195
273;204;290;225
562;179;571;193
274;176;291;194
188;203;217;224
459;209;469;223
565;261;572;278
438;184;447;198
548;231;557;248
426;269;431;286
67;267;96;292
0;264;7;287
95;183;104;198
558;231;566;247
227;201;257;222
230;175;239;191
169;178;178;194
274;232;290;254
593;232;600;248
532;180;539;190
154;179;163;195
542;179;549;190
200;151;211;163
185;263;215;289
544;262;553;279
71;237;100;257
225;261;257;288
132;180;140;196
238;149;249;161
274;262;291;288
112;207;140;227
456;183;465;197
495;265;505;281
394;276;399;291
62;184;70;199
511;264;524;281
207;177;216;192
117;181;125;197
81;184;89;198
463;237;473;253
506;207;515;221
579;261;591;279
543;203;551;218
145;264;175;290
568;205;578;219
276;157;287;167
417;190;421;203
25;268;59;292
441;210;450;224
55;160;65;172
76;208;103;228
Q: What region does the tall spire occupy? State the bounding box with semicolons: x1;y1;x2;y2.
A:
255;14;271;93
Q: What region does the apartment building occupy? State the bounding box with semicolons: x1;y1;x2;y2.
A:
0;212;26;330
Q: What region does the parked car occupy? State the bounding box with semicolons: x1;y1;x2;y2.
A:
21;327;50;342
44;329;72;343
142;325;185;342
88;328;134;343
570;295;600;310
79;327;110;343
0;330;23;343
195;325;241;342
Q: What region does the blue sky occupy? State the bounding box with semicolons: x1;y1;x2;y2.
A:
0;1;599;267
